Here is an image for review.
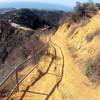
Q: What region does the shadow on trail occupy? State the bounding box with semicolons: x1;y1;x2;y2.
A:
13;42;64;100
19;45;56;100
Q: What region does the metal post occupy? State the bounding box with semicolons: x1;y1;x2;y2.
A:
36;55;39;70
45;34;46;41
15;70;19;91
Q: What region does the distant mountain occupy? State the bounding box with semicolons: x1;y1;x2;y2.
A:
0;2;72;11
0;9;69;29
0;8;16;14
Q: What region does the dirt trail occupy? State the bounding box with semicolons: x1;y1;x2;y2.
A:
51;29;100;100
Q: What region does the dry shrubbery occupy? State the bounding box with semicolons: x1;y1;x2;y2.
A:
86;29;100;42
84;58;94;77
92;52;100;82
84;52;100;83
70;2;98;24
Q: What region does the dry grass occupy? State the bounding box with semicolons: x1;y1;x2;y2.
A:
92;52;100;82
84;58;94;77
86;29;100;42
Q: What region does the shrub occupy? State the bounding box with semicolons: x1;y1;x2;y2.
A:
72;2;98;23
84;59;94;77
85;29;100;42
92;52;100;82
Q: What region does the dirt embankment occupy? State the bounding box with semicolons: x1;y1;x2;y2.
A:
50;12;100;100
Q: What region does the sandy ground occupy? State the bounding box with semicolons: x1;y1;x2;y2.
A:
51;28;100;100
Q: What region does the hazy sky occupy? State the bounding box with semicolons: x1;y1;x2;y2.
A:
0;0;100;6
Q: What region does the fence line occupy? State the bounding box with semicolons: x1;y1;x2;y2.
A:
0;30;50;99
45;41;64;100
0;29;59;100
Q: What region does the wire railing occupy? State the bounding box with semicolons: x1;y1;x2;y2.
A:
0;28;61;100
0;28;51;99
45;41;64;100
0;43;49;99
0;40;64;100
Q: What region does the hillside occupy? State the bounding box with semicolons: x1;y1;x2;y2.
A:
0;9;68;29
0;20;48;83
0;9;68;82
50;11;100;100
0;11;99;100
0;8;16;14
0;3;100;100
66;11;100;82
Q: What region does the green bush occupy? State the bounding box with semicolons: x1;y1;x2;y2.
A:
84;59;94;77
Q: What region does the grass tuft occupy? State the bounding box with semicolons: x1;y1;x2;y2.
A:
84;59;94;77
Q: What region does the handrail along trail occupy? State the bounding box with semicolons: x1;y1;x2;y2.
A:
0;31;50;99
0;32;64;100
45;41;64;100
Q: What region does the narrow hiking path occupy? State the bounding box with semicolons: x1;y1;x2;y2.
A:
51;29;100;100
10;42;64;100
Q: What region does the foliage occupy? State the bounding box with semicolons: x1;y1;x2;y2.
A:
85;29;100;42
70;2;98;23
0;9;67;29
84;59;94;77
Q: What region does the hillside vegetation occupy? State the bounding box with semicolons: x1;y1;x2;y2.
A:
48;11;100;100
0;9;68;79
0;9;68;29
1;2;100;100
66;12;100;83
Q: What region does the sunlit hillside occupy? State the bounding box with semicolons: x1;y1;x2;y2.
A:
0;1;100;100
